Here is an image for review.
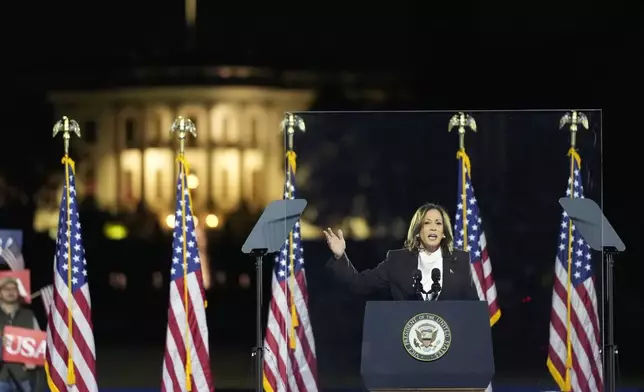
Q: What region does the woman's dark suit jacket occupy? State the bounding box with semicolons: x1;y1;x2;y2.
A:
326;248;479;301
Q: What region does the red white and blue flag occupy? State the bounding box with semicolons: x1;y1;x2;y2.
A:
161;160;214;392
263;150;318;392
547;149;602;392
45;157;98;392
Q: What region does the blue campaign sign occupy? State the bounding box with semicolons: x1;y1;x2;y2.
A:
0;229;23;250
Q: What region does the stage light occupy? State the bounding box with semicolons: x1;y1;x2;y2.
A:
215;271;227;285
205;214;219;228
239;273;250;289
187;173;199;189
104;223;127;240
109;272;127;290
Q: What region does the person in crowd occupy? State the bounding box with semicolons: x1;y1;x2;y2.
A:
0;277;40;392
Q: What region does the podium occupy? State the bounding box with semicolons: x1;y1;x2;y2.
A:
361;301;494;392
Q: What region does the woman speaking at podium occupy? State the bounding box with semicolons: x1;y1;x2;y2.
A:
323;203;479;301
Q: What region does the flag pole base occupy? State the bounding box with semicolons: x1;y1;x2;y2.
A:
251;248;268;392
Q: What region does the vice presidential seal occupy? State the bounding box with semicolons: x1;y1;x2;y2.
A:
402;313;451;361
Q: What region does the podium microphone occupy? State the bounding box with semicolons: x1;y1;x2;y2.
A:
412;269;424;299
430;268;441;297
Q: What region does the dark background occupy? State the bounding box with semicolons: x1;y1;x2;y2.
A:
0;0;642;389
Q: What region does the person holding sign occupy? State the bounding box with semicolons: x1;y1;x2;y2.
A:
0;277;41;392
323;203;479;301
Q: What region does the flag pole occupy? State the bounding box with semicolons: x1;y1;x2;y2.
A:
170;116;197;392
280;113;305;351
558;111;589;391
449;112;477;250
52;116;81;386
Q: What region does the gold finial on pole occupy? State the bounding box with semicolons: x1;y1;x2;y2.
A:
559;111;589;148
53;116;81;155
448;112;477;150
280;112;306;150
170;116;197;154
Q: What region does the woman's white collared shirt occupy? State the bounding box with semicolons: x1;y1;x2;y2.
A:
418;248;443;300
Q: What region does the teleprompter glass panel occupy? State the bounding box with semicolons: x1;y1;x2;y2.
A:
272;110;607;391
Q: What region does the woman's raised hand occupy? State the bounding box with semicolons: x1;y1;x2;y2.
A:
323;228;346;259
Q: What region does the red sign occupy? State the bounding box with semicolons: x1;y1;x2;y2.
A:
0;270;31;303
2;326;46;365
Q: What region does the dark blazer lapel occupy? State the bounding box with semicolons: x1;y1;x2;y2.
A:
396;249;419;296
407;249;420;279
442;248;458;299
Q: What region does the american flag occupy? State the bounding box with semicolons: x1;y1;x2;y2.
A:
263;151;318;392
161;161;213;392
45;158;97;392
547;150;602;392
0;236;25;271
453;151;501;324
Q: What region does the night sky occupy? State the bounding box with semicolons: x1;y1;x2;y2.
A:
3;0;636;243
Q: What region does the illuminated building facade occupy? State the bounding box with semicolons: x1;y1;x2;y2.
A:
40;74;315;231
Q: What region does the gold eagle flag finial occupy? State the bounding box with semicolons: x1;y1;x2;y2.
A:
280;112;306;151
559;111;589;149
53;116;81;155
448;112;477;150
170;116;197;154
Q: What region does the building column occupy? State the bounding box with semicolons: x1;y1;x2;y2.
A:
208;104;219;211
114;107;121;213
236;106;245;207
267;108;284;201
206;151;213;207
140;107;146;207
198;102;212;209
171;106;178;211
